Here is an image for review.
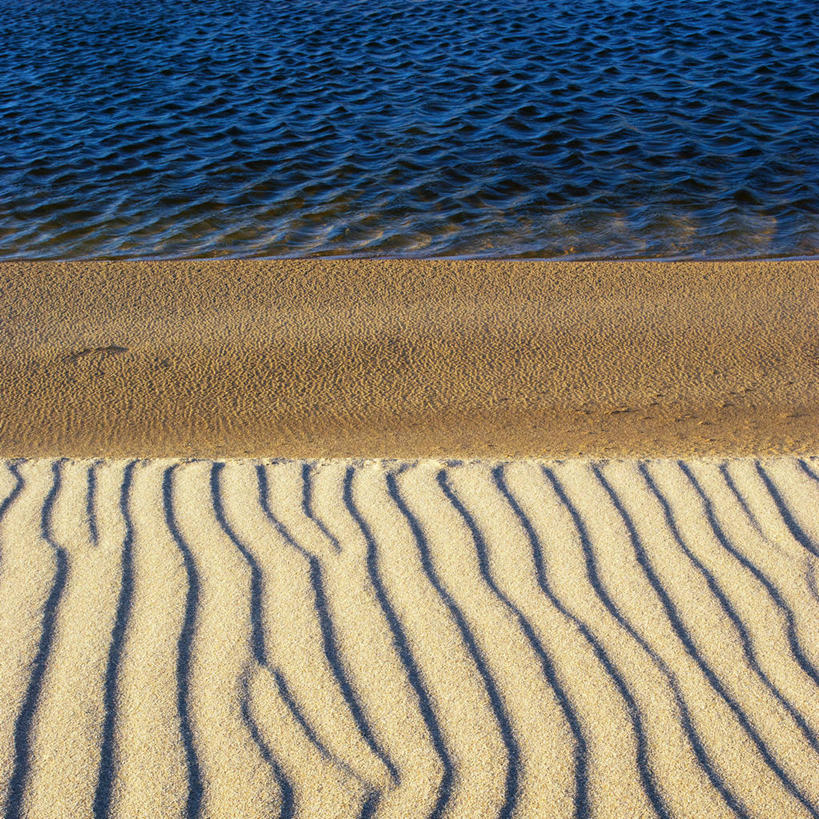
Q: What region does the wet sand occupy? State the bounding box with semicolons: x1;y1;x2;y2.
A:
1;455;819;817
1;259;817;458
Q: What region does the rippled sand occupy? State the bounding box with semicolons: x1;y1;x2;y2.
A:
1;456;818;817
2;258;818;816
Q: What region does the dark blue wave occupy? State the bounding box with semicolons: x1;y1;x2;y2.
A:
0;0;816;259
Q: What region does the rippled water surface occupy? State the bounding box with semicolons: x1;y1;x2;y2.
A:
1;0;817;259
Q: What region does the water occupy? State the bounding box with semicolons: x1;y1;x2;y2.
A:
0;0;816;260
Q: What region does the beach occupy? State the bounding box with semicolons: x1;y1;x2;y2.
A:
1;260;818;816
2;0;817;811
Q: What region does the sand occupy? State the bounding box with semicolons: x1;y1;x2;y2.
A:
2;259;818;816
0;455;818;818
1;259;817;457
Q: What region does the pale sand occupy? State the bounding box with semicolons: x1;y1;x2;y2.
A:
1;259;817;457
1;456;818;817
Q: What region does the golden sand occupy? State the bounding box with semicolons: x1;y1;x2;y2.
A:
1;259;818;816
0;456;818;817
1;259;817;457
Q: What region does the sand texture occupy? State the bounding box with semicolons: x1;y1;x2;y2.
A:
0;455;818;817
1;259;817;458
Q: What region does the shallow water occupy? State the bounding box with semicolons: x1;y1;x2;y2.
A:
0;0;817;260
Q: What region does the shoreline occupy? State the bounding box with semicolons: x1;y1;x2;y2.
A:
1;258;817;458
3;251;819;264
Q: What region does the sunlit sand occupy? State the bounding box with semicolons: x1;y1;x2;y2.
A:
1;457;818;817
1;259;818;816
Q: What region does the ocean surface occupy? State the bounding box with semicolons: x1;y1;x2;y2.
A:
1;0;817;260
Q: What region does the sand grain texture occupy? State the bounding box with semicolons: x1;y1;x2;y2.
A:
1;259;817;457
0;455;818;818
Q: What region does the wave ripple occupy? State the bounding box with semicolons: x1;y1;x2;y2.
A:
0;0;817;259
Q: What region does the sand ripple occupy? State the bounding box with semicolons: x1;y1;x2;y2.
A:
1;456;818;817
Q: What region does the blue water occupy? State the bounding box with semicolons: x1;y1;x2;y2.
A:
0;0;817;259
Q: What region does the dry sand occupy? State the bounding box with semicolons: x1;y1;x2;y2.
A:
0;455;818;818
1;259;817;457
